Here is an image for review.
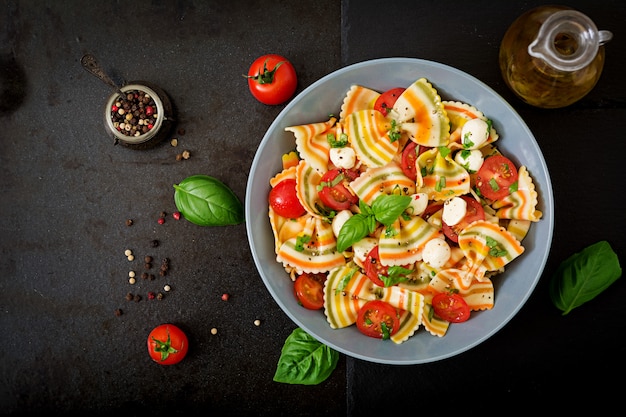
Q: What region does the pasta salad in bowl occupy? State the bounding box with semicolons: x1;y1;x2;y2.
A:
245;58;553;364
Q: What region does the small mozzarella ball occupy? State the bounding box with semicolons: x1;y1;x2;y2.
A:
352;237;379;263
442;197;467;226
407;193;429;216
422;238;451;268
455;149;484;173
461;118;490;149
329;147;356;169
331;209;353;238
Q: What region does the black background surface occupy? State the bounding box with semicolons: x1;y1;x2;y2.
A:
1;0;625;415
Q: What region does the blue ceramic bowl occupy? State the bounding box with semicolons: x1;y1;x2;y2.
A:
245;58;554;364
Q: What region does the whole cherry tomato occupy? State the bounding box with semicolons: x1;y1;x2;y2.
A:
269;179;306;218
147;324;189;365
246;54;297;105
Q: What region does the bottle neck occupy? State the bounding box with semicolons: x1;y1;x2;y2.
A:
528;10;612;72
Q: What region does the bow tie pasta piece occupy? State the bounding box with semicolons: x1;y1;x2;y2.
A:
492;166;543;222
416;147;471;201
345;110;399;168
443;101;499;150
378;215;443;267
458;220;525;281
392;78;450;147
294;160;329;218
349;161;415;205
339;85;381;121
324;266;375;329
428;268;495;311
285;118;336;174
276;216;346;274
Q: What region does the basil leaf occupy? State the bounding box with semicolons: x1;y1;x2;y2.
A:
336;213;370;253
549;240;622;315
371;194;411;226
173;175;244;226
273;328;339;385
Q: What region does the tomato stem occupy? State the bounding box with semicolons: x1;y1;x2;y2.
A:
246;58;285;84
152;331;179;361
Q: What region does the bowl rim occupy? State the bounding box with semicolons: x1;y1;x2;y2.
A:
246;57;554;364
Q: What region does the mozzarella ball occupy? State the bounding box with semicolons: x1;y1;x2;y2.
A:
460;118;489;149
329;147;356;169
331;209;353;238
422;238;451;268
454;149;484;173
442;197;467;226
407;193;429;216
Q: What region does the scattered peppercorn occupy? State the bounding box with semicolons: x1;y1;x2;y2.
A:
157;217;165;225
124;249;132;256
115;309;123;316
144;256;153;263
125;219;133;226
211;328;218;335
125;293;134;301
129;277;136;285
177;128;185;135
148;292;156;300
134;294;142;302
141;272;148;280
159;211;166;218
156;292;164;300
254;319;261;326
149;274;155;281
150;239;159;248
128;271;135;278
175;153;183;161
164;284;171;292
170;138;178;147
182;150;190;159
221;293;229;301
172;211;181;220
127;254;135;261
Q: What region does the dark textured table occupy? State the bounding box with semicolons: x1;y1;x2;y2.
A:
1;1;625;415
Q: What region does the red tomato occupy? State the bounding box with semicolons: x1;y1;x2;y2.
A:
356;300;400;339
441;195;485;243
400;141;418;181
475;155;519;201
374;87;405;117
294;273;326;310
147;324;189;365
269;179;306;218
318;169;359;211
246;54;297;105
363;246;388;287
432;292;471;323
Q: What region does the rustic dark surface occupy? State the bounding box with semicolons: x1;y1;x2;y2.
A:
1;0;625;415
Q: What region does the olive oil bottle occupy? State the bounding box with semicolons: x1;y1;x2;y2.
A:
499;5;612;109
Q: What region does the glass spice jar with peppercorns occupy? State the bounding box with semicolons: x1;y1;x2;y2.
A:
104;82;175;149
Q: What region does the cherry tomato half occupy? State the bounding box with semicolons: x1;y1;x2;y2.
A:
269;179;306;218
374;87;405;117
475;155;519;201
356;300;400;339
147;324;189;365
247;54;297;105
364;246;388;287
441;195;485;243
432;292;471;323
294;273;327;310
318;169;359;211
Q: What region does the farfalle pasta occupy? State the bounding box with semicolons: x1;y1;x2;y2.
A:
267;77;542;344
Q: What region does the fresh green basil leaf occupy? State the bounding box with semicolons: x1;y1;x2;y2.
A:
336;213;370;253
173;175;244;226
273;328;339;385
371;194;411;226
550;240;622;315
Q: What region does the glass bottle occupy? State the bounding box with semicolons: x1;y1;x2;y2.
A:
499;5;612;108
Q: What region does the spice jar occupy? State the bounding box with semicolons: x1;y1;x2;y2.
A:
499;5;612;109
104;82;175;149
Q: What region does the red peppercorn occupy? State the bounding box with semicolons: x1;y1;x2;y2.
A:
145;106;154;116
111;105;119;112
221;293;229;301
172;211;181;220
158;217;165;225
148;292;156;300
147;123;154;130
